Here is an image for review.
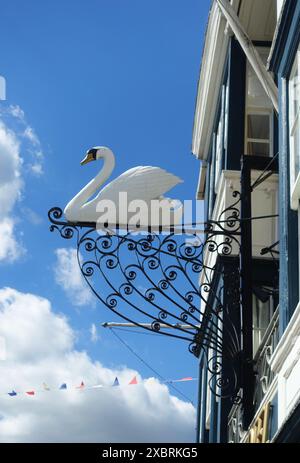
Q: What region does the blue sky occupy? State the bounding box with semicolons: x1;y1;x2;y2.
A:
0;0;211;442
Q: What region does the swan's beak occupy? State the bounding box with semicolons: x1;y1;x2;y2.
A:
80;153;94;165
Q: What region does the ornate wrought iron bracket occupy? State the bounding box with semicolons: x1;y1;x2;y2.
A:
48;191;243;402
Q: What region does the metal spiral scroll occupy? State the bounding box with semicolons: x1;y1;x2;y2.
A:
48;191;242;401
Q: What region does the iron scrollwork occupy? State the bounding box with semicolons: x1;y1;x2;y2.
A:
48;190;243;401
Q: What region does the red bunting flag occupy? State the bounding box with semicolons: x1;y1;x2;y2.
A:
76;381;85;390
129;376;138;385
26;391;35;396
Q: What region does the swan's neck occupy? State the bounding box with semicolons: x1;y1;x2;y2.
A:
66;150;115;212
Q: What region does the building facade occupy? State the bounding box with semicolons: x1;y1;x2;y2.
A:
193;0;300;443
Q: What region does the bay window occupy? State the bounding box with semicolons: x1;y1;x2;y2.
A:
289;44;300;210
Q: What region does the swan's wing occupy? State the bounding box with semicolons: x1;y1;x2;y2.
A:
97;166;183;203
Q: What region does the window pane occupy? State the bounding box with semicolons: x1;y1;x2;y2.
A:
292;120;300;176
289;57;300;126
247;141;270;157
289;53;300;182
214;118;223;192
247;114;270;140
246;48;272;109
224;83;229;150
252;292;274;356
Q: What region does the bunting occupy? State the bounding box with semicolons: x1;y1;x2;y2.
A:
129;376;138;385
4;376;197;398
113;377;120;387
76;381;85;390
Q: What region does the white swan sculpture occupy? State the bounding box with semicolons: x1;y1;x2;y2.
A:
64;147;183;230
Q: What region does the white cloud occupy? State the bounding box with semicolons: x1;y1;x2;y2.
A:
0;288;74;363
90;323;99;343
1;104;44;176
21;207;43;226
7;105;25;121
54;248;96;307
0;122;24;262
0;288;195;443
19;114;44;172
0;121;22;215
0;219;24;262
30;162;43;176
0;105;44;262
23;126;39;146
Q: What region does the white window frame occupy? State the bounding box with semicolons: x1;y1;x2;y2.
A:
245;109;274;157
252;289;276;357
214;117;223;193
224;80;229;151
289;49;300;210
214;85;226;193
205;347;213;429
244;47;273;158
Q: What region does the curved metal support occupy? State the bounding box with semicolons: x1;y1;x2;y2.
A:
48;192;242;402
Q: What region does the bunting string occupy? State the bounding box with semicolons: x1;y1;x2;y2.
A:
4;376;197;398
109;327;194;404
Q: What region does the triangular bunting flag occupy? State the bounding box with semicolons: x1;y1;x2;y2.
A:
113;377;119;387
59;383;67;390
8;390;17;397
129;376;138;385
26;391;35;396
42;382;50;391
76;381;85;390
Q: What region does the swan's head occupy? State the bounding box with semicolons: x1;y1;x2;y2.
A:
80;146;113;165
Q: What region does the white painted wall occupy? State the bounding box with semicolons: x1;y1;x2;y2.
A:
271;301;300;428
